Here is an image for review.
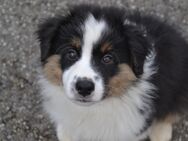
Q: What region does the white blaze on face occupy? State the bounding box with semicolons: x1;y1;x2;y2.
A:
81;14;106;61
63;14;107;102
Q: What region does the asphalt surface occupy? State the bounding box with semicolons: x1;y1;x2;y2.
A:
0;0;188;141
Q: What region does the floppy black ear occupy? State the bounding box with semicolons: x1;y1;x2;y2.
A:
124;24;149;77
37;17;62;63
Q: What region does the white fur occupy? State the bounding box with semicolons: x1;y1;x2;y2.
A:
63;14;106;102
82;14;106;60
39;49;157;141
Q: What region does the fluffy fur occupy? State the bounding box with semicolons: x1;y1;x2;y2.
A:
37;5;188;141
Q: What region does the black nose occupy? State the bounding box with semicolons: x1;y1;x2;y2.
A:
75;79;95;97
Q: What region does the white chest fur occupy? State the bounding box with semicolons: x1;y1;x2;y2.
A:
40;76;155;141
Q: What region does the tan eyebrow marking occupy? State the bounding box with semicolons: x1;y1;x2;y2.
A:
71;37;81;49
101;42;112;53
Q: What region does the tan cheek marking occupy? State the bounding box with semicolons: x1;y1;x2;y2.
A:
71;37;81;49
101;42;112;53
43;55;62;86
108;64;137;96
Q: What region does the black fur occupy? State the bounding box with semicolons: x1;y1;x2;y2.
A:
37;4;188;129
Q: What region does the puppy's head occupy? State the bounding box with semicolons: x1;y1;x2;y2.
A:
37;5;149;105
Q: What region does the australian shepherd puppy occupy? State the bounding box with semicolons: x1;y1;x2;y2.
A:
37;5;188;141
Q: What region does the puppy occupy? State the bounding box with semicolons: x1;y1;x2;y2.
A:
37;5;188;141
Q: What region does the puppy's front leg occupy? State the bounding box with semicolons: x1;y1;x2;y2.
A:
56;125;72;141
149;121;172;141
149;114;179;141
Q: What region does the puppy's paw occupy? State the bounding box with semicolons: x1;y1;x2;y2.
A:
149;122;172;141
149;114;179;141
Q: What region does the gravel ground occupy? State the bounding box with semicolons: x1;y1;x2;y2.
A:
0;0;188;141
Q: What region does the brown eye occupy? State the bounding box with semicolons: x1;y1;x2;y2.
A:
102;54;114;64
66;49;79;61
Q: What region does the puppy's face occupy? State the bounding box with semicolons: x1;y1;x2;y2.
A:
38;7;148;105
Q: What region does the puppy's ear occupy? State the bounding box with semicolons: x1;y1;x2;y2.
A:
37;17;62;63
124;23;149;77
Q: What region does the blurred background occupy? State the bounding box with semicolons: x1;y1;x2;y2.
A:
0;0;188;141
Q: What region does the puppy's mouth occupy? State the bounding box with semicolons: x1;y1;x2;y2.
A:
77;98;91;103
72;98;96;106
65;86;105;106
